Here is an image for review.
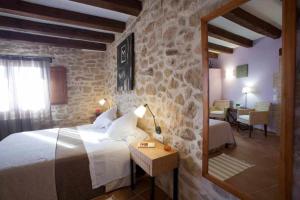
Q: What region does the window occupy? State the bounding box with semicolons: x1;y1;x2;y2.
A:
0;58;51;114
0;66;9;112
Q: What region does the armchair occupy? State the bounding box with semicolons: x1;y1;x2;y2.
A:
210;100;231;120
237;102;271;137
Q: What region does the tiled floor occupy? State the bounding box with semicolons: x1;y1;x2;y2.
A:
210;128;280;200
92;176;170;200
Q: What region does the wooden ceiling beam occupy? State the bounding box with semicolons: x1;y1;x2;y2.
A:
0;30;106;51
70;0;142;16
208;24;253;48
208;52;219;59
223;8;281;39
208;43;233;54
0;1;126;33
0;16;114;43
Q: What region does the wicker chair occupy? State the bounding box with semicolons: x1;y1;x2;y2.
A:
237;102;271;138
209;100;231;120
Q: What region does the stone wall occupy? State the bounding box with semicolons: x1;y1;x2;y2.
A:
103;0;237;199
0;39;106;127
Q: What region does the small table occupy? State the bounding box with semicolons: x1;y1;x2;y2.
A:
129;140;179;200
89;113;101;123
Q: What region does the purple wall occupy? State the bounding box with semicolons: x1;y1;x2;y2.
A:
218;37;281;132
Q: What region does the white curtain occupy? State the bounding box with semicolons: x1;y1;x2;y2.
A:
0;58;52;139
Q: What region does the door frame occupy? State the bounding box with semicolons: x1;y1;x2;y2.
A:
201;0;296;199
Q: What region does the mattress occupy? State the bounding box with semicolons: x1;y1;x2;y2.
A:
209;119;235;151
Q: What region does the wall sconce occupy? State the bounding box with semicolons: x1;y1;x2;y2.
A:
225;68;235;80
134;104;161;134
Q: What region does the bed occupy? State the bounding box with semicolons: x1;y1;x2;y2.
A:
209;119;236;151
0;123;144;200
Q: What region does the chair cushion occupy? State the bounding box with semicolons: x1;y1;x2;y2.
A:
237;115;250;124
210;111;224;115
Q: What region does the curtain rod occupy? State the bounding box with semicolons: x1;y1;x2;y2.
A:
0;54;54;63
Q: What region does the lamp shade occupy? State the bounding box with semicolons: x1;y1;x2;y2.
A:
99;99;106;106
242;87;251;94
134;105;147;118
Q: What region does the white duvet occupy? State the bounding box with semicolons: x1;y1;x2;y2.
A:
0;125;131;190
0;128;59;170
77;124;130;189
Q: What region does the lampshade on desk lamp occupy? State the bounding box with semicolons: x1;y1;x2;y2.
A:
134;104;161;134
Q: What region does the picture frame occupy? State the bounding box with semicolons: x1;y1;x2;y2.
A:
117;33;134;91
236;64;248;78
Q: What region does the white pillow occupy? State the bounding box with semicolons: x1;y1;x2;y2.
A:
93;107;117;129
126;128;150;144
107;111;138;140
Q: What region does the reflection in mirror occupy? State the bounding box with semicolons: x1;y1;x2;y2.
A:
206;0;282;199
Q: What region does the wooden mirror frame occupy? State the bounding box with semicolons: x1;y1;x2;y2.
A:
201;0;296;199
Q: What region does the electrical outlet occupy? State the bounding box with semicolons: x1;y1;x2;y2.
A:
154;133;164;143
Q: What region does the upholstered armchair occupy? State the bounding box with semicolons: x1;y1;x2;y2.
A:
237;102;271;138
209;100;231;120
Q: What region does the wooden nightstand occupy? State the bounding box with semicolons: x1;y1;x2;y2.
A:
89;113;101;123
129;140;179;200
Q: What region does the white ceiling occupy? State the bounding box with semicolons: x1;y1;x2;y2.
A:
241;0;282;29
23;0;130;22
208;0;282;52
209;17;264;41
0;12;115;34
208;36;239;49
0;0;131;34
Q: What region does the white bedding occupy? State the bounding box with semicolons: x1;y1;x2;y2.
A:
0;128;59;170
77;124;130;189
209;119;235;150
0;125;132;191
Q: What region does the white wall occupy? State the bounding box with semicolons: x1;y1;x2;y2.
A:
219;37;281;132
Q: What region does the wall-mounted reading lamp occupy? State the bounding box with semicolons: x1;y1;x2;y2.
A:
99;98;111;108
134;104;161;134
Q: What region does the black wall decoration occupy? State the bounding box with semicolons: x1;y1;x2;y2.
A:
117;33;134;91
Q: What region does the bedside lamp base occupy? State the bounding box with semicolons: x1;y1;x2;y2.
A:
155;126;161;134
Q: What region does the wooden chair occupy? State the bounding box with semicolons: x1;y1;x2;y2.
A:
209;100;231;120
237;102;271;138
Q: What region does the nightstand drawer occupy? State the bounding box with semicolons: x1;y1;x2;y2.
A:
130;147;151;174
129;141;178;177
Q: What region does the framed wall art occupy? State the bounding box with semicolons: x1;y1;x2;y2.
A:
117;33;134;91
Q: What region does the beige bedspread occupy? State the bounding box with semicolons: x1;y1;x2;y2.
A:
209;119;235;150
0;128;104;200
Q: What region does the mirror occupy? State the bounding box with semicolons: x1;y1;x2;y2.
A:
201;0;292;199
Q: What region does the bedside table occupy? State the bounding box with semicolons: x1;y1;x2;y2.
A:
129;140;179;200
89;113;101;123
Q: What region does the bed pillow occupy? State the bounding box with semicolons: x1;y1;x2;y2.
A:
107;111;138;140
126;128;150;144
93;107;117;129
